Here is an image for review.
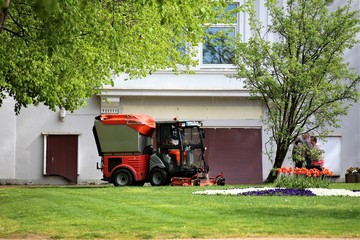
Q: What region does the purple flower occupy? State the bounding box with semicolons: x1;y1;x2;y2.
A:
237;188;316;196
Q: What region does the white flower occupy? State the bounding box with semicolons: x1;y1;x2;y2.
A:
308;188;360;197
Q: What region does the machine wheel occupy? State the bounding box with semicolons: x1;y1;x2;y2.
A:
194;179;201;186
216;177;225;186
112;169;133;186
149;168;168;186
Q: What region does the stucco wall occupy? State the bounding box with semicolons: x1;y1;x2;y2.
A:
119;96;262;121
0;98;16;181
0;0;358;185
0;96;103;185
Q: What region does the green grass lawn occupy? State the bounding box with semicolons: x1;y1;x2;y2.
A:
0;183;359;239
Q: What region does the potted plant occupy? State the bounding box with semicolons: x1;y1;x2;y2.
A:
345;167;360;183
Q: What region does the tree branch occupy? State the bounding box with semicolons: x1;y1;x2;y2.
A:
0;0;11;33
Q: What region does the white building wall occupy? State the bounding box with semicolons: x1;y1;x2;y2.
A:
0;0;359;184
333;30;360;178
119;96;262;121
0;98;16;181
267;0;360;181
101;69;273;182
109;71;245;91
0;96;103;185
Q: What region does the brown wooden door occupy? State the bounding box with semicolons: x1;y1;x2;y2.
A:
46;135;78;184
204;128;262;184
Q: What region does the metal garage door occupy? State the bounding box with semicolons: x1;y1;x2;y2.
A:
204;128;262;184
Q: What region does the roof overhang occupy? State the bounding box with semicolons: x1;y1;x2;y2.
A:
99;88;251;98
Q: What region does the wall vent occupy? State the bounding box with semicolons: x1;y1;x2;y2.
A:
101;108;119;114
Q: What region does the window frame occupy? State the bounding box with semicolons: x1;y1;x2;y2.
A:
199;1;241;68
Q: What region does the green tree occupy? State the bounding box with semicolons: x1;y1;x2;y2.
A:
233;0;360;182
0;0;230;114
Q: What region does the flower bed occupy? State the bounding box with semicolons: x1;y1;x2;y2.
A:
193;187;360;197
274;167;334;189
193;167;360;197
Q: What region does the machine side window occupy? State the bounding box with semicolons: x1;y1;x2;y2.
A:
158;124;179;152
183;127;201;145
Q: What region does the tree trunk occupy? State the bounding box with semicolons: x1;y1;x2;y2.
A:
264;142;289;183
0;0;11;34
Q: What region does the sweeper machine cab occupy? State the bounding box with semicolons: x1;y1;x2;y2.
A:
92;114;225;186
